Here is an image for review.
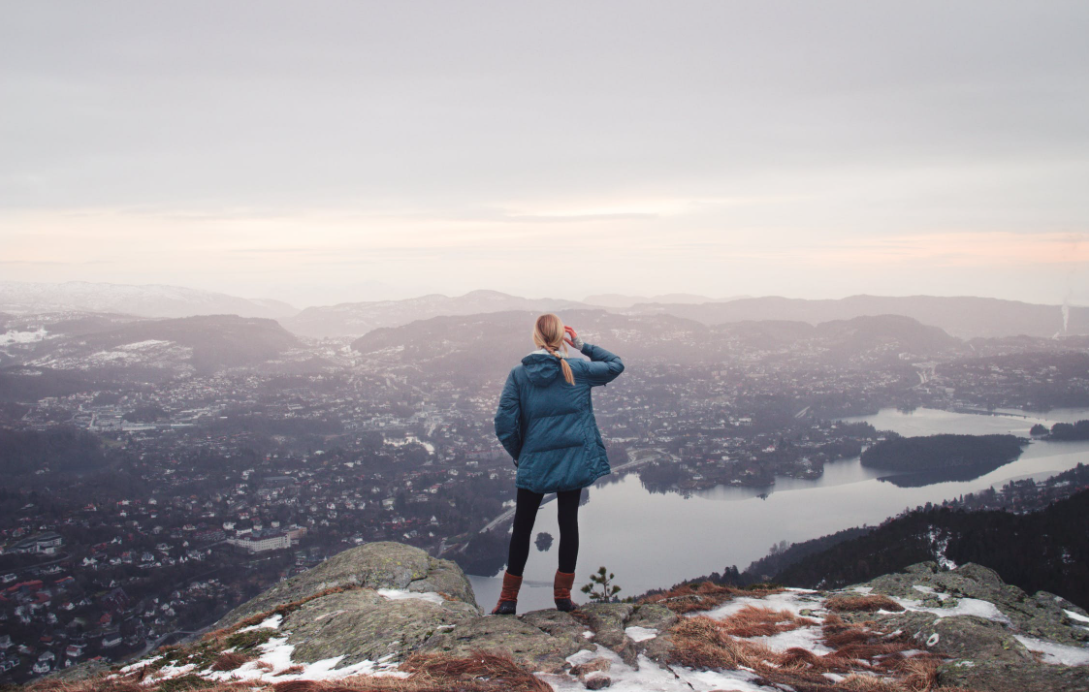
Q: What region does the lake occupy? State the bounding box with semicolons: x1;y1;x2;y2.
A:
468;407;1089;612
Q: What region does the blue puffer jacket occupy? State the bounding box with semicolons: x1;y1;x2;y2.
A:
494;342;625;494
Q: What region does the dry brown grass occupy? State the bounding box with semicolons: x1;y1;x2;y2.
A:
269;679;476;692
820;614;916;669
837;674;908;692
826;594;905;613
822;613;874;648
896;658;940;692
664;607;955;692
777;646;836;671
718;604;818;637
22;676;262;692
669;615;781;670
21;651;553;692
639;580;786;614
401;650;552;692
210;652;255;672
268;680;478;692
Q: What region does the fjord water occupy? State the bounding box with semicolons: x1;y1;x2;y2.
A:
469;407;1089;611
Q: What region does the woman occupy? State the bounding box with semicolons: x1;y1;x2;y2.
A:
491;313;625;615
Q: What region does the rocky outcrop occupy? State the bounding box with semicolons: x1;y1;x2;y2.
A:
77;544;1088;692
847;561;1089;692
197;541;684;678
212;541;477;629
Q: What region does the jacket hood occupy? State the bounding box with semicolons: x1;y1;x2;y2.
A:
522;352;562;387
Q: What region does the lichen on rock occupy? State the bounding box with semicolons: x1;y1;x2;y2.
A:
212;541;479;631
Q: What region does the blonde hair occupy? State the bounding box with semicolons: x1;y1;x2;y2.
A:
533;313;575;386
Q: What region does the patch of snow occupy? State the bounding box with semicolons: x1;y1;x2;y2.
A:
376;588;444;605
544;647;771;692
912;585;950;600
672;664;771;692
117;655;162;673
703;588;824;621
927;528;958;570
1064;609;1089;624
624;626;658;642
119;339;172;350
1013;635;1089;666
582;630;594;639
236;613;282;632
145;662;196;683
850;586;873;594
890;596;1012;625
0;328;47;346
746;625;834;655
204;635;407;683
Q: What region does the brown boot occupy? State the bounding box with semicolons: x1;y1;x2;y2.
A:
554;570;578;612
491;571;522;615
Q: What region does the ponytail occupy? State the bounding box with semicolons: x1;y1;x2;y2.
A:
533;313;576;386
554;349;576;386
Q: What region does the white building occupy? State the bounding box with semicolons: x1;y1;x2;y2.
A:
227;532;290;554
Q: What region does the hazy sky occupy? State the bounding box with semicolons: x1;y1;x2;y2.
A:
2;1;1088;307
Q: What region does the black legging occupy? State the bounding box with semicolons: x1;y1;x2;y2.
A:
505;487;581;577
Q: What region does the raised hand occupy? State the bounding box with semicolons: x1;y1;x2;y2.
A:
563;325;578;347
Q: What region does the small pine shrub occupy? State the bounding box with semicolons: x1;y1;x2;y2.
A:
581;566;622;603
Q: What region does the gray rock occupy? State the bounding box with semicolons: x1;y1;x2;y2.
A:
870;610;1037;664
640;632;675;664
522;609;593;644
578;603;638;665
627;603;678;632
282;588;479;665
854;561;1089;648
419;611;591;673
938;660;1089;692
213;542;478;629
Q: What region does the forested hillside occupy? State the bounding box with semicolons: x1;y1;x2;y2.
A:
775;488;1089;608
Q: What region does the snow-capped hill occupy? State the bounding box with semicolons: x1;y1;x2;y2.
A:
0;281;298;320
6;314;302;375
44;543;1088;692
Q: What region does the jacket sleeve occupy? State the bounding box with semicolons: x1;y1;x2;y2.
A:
494;369;523;464
579;342;625;387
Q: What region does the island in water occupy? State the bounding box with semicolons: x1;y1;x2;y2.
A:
861;433;1027;487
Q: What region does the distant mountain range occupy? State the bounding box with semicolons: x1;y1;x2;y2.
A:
2;282;1085;340
0;281;298;320
631;295;1086;340
583;293;742;308
284;289;589;338
710;314;958;354
350;309;959;385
